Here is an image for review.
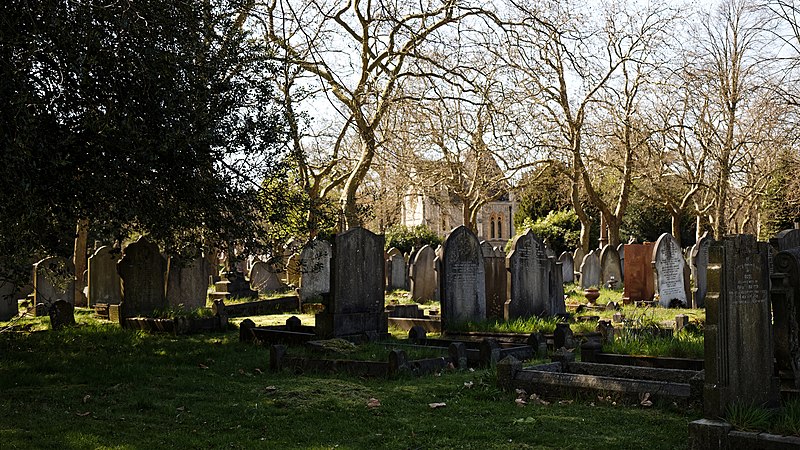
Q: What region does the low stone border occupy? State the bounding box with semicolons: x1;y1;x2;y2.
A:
689;419;800;449
581;351;704;371
388;317;441;333
212;296;299;318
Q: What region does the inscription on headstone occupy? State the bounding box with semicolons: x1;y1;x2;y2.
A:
652;234;690;307
299;239;331;303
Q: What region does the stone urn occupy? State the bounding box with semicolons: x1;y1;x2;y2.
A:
584;287;600;305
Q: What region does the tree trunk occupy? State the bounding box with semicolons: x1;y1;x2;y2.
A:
606;215;621;248
340;138;376;230
73;218;89;307
672;212;682;247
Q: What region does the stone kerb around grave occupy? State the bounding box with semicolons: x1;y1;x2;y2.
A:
703;234;778;419
505;230;550;320
409;245;436;302
88;246;122;307
652;233;689;308
33;256;75;316
117;237;168;320
440;225;486;330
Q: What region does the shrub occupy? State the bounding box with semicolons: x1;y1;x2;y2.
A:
384;224;442;254
512;210;580;255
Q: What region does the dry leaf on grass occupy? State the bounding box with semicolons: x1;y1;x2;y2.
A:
463;381;473;389
265;386;278;393
76;411;91;417
198;363;209;369
82;395;91;404
428;402;447;409
367;398;381;408
640;393;652;407
515;398;527;407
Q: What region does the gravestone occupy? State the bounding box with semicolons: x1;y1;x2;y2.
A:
440;225;486;329
33;257;75;316
703;234;779;418
249;261;284;295
0;279;16;321
579;251;601;289
505;230;550;319
599;245;622;289
573;248;586;283
166;255;211;309
87;246;122;307
48;299;75;330
315;227;387;339
549;257;566;315
771;229;800;252
622;243;655;304
617;243;625;280
690;233;713;308
386;248;407;290
558;252;574;284
117;237;168;319
299;239;331;303
652;233;690;308
482;241;506;320
409;245;437;302
770;248;800;390
285;254;301;286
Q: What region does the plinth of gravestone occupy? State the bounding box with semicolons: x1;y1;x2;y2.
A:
33;256;75;316
386;247;407;290
579;250;601;289
599;245;622;289
409;245;436;302
118;237;168;319
505;230;550;319
622;243;655;304
440;226;486;329
87;246;122;307
249;260;284;295
690;232;713;308
652;234;690;308
0;278;17;321
558;252;574;284
299;239;331;303
48;299;75;330
481;241;506;320
315;227;387;339
166;254;211;309
704;234;779;419
771;248;800;390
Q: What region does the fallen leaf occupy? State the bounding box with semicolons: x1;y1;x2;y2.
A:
367;398;381;409
177;406;185;411
254;368;263;374
82;395;91;404
76;411;91;417
528;394;549;405
515;398;527;407
198;363;209;369
558;400;574;405
265;386;278;393
464;381;474;389
428;402;447;409
640;392;652;407
238;369;245;375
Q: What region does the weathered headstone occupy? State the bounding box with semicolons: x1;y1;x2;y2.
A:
505;230;550;319
117;237;168;319
704;234;779;418
87;246;122;307
440;225;486;329
771;229;800;252
652;233;690;308
0;278;16;321
386;247;407;290
315;227;387;339
579;251;601;289
549;257;566;315
573;247;586;283
622;243;655;304
249;261;284;295
33;257;75;316
558;252;574;284
770;248;800;389
166;255;211;309
409;245;437;302
48;299;76;330
617;243;625;280
689;234;713;309
299;239;331;303
482;241;506;320
599;245;622;289
285;253;301;286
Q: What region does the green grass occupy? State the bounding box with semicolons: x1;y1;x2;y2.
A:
0;312;699;449
605;330;704;359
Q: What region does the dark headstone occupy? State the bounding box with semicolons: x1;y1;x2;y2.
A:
410;245;437;302
771;248;800;389
505;230;550;319
448;342;468;369
617;243;625;280
690;233;713;308
315;227;387;339
408;325;427;343
480;338;501;367
388;349;409;377
652;234;689;308
87;246;122;307
286;315;302;331
0;279;17;321
553;322;574;349
675;314;689;333
622;243;655;304
386;248;407;290
481;241;506;320
549;257;566;315
118;237;167;319
440;226;486;329
239;318;256;343
48;299;75;330
703;235;779;419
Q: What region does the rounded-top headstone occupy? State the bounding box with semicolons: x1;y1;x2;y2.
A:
441;225;486;328
652;233;689;308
